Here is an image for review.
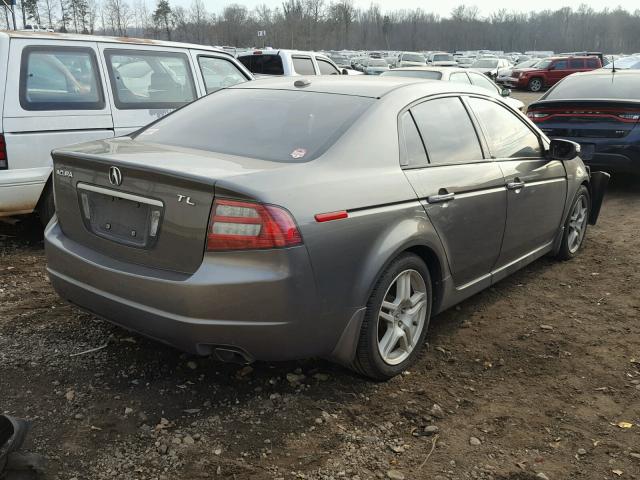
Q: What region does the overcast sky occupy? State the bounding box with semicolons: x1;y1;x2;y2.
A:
172;0;638;16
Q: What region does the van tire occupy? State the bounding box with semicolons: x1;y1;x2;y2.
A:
36;181;55;228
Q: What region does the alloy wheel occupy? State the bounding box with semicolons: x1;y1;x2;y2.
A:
567;195;588;253
377;269;428;365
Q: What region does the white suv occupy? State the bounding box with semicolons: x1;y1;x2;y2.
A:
238;49;344;76
0;31;252;224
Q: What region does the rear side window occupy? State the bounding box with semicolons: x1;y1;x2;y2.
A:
449;72;471;84
399;112;428;168
317;58;340;75
20;46;104;111
104;49;196;109
586;58;600;68
569;59;584;69
238;54;284;75
292;56;316;75
411;97;483;165
467;97;542;159
198;56;247;94
382;70;442;80
553;60;568;69
136;89;373;163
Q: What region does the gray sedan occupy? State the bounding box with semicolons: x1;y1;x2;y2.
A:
45;77;608;380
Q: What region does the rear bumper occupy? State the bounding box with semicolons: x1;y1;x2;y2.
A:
0;167;50;216
45;220;346;361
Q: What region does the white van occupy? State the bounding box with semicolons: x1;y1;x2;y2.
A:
237;49;345;76
0;31;252;224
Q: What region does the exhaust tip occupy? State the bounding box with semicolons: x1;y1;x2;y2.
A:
213;347;253;364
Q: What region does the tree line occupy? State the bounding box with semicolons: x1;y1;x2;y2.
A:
3;0;640;53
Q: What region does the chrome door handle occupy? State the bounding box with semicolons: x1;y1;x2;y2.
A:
427;192;456;203
506;181;525;190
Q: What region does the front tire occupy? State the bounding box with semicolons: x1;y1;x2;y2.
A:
528;77;543;92
557;185;590;260
351;253;432;380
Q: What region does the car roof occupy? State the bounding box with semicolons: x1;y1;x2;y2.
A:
392;66;468;73
567;69;640;78
0;30;230;54
230;75;489;99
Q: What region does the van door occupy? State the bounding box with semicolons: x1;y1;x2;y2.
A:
402;96;507;292
98;44;201;136
2;39;114;216
465;96;566;282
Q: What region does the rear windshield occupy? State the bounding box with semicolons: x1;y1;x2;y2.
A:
135;89;374;162
382;70;442;80
544;74;640;100
433;54;454;62
403;53;426;63
603;56;640;69
238;54;284;75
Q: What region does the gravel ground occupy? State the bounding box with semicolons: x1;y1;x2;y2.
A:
1;121;639;479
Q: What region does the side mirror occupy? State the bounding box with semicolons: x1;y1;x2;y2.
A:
342;68;348;75
500;87;511;97
549;138;580;161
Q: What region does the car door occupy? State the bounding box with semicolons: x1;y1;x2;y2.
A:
401;96;507;292
465;96;566;282
98;44;201;136
547;59;568;85
291;55;317;76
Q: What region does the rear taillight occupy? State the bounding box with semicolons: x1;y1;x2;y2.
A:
618;113;640;121
207;199;302;251
527;112;549;121
0;135;7;169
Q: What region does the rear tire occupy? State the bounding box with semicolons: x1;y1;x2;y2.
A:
36;182;55;228
528;77;543;92
351;253;432;381
557;185;590;261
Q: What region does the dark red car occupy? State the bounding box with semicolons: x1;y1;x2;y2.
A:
504;56;602;92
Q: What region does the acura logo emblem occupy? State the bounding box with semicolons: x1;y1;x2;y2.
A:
109;166;122;186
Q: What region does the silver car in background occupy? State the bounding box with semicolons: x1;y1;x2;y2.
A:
45;77;608;380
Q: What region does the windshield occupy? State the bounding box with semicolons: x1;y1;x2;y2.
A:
433;54;454;62
472;59;498;68
603;56;640;69
544;74;640;100
518;59;540;69
135;89;374;162
381;70;442;80
403;53;426;63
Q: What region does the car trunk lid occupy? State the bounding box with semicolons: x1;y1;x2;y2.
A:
51;138;279;274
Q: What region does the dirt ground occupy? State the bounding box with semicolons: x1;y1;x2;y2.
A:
1;91;640;480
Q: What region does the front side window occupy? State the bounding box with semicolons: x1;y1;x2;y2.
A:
450;72;471;84
105;49;196;109
399;112;428;168
552;60;568;70
411;97;483;165
467;97;542;159
292;56;316;75
20;46;104;110
382;70;442;80
317;58;340;75
198;56;247;94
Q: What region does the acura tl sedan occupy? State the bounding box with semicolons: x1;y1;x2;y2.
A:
45;77;609;380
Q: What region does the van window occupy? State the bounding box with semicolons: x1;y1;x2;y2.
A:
105;49;196;109
197;56;247;94
20;46;104;111
292;56;316;75
411;97;483;165
238;54;284;75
